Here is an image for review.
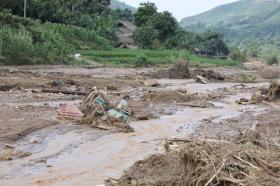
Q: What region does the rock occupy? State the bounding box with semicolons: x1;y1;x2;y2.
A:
51;80;64;87
4;144;15;149
31;89;41;93
144;79;160;87
135;114;150;121
107;85;117;91
0;84;16;91
196;75;208;84
117;75;126;79
30;136;42;144
177;88;187;94
13;150;31;158
235;98;250;105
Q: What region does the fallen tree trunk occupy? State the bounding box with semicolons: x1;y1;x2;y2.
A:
177;102;208;108
41;89;87;96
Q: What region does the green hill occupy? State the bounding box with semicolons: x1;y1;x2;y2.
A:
110;0;136;11
180;0;280;54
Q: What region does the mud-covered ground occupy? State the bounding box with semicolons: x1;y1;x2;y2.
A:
0;63;280;185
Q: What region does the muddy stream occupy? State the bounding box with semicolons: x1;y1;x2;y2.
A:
0;81;270;186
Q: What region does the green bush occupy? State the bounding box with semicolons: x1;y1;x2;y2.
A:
236;72;257;83
133;25;160;49
266;55;279;65
229;48;247;62
135;54;152;67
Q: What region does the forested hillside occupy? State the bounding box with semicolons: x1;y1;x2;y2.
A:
181;0;280;57
0;0;129;64
110;0;136;11
0;0;231;65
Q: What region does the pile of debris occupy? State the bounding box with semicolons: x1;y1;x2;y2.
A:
154;60;225;83
236;82;280;105
251;81;280;103
168;60;191;79
0;84;17;92
106;130;280;186
79;90;134;132
43;79;86;95
192;68;225;81
193;68;225;84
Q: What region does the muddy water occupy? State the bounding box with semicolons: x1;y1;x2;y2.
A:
157;79;269;93
0;82;268;186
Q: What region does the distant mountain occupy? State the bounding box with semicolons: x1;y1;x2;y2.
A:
180;0;280;52
110;0;137;11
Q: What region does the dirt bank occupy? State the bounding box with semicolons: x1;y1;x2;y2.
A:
107;109;280;186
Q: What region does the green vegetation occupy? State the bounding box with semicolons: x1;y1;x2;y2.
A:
235;72;257;83
79;49;238;67
265;55;279;66
0;0;237;66
180;0;280;57
0;0;139;65
228;48;247;62
110;0;136;12
0;10;113;65
1;0;118;41
133;3;229;56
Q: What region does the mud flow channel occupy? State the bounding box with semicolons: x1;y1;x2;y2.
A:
0;79;272;186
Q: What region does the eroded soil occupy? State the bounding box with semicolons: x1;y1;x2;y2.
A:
0;64;279;186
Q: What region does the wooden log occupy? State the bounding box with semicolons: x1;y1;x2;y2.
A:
177;102;208;108
42;89;87;96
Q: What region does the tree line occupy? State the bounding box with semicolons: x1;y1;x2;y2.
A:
132;2;229;56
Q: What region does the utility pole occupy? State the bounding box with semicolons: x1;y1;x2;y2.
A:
24;0;27;19
0;33;3;63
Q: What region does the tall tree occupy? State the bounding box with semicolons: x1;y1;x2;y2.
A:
134;2;157;27
152;11;177;42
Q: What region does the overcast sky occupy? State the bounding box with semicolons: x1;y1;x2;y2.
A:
119;0;238;21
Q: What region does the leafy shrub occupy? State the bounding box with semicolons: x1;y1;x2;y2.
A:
229;48;247;62
135;54;152;67
266;55;279;65
133;26;159;49
236;72;257;83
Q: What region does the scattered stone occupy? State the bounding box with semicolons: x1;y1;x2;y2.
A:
236;98;250;105
117;75;126;79
0;149;31;161
4;144;15;149
107;85;118;91
135;114;150;121
144;79;160;87
29;136;42;144
0;84;16;91
51;80;64;87
177;88;187;94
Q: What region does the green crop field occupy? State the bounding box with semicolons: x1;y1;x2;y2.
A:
79;48;238;67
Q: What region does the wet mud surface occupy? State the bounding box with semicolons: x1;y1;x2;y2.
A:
0;65;279;185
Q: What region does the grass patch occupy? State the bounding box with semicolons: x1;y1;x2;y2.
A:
79;49;239;67
67;59;91;65
235;71;257;83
